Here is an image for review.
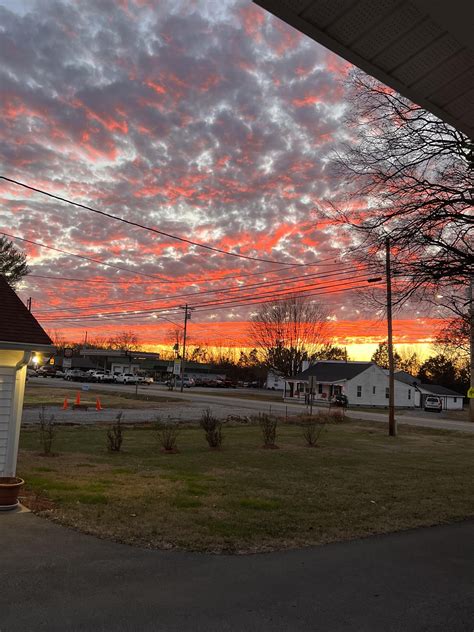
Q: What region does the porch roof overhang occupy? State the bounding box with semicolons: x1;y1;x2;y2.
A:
254;0;474;139
286;376;347;384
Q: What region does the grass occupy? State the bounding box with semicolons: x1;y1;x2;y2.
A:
17;421;474;554
24;384;183;409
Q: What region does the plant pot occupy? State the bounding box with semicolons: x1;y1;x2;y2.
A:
0;477;25;510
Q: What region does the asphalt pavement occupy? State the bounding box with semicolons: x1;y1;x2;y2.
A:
23;378;474;433
1;511;473;631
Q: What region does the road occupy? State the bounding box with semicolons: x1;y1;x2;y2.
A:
1;511;473;631
24;377;474;433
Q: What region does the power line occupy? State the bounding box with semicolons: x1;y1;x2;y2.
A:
2;175;316;266
35;271;369;317
5;232;349;288
38;281;383;324
37;276;379;322
34;265;357;313
1;232;170;281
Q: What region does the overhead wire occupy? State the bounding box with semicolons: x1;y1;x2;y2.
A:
2;175;323;266
37;275;380;322
34;265;358;313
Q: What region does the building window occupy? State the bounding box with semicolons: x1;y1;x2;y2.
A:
408;389;411;400
453;397;457;403
318;383;323;394
372;386;376;395
357;385;362;398
385;387;389;399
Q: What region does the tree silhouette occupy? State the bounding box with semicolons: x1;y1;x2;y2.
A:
0;236;29;288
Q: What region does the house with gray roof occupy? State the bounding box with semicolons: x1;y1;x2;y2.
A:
284;361;415;408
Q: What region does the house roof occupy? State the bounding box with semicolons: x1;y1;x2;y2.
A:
0;275;53;348
394;370;421;386
418;383;464;397
290;361;373;382
254;0;474;140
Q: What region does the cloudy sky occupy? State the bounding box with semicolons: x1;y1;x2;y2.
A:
0;0;438;356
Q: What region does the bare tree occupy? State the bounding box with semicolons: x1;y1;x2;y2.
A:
249;295;328;377
435;316;469;359
107;331;140;351
330;71;473;300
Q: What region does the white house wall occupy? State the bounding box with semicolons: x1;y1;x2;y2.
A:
345;365;415;408
0;353;27;477
416;389;463;411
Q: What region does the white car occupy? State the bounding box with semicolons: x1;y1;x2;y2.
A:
136;375;154;385
115;373;138;385
424;396;442;412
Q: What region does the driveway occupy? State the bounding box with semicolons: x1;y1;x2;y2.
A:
1;512;473;631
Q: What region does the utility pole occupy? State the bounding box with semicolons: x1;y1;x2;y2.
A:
179;304;193;393
386;237;396;437
469;276;474;423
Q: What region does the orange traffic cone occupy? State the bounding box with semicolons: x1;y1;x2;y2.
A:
96;397;102;411
75;392;81;406
62;397;69;410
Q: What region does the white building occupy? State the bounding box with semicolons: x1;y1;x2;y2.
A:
285;361;416;408
265;371;286;390
394;371;464;411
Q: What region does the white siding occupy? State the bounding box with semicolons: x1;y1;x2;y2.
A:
0;368;15;476
416;388;464;410
345;365;415;408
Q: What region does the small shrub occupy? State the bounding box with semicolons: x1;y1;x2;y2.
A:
301;417;326;447
257;413;278;449
331;408;346;423
155;417;180;453
107;412;124;452
199;408;223;449
38;406;56;456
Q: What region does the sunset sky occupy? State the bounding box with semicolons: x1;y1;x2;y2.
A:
0;0;443;360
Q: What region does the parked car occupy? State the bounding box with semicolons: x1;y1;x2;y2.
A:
424;396;442;412
168;376;195;388
98;370;115;383
115;373;138;385
53;369;66;379
89;370;106;382
136;375;154;385
36;366;57;378
27;368;38;378
64;369;87;381
332;394;348;408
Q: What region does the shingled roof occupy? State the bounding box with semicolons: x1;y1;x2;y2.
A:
0;275;53;348
290;361;373;382
418;383;464;397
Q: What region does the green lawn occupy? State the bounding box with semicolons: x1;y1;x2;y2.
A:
17;421;474;553
24;384;183;408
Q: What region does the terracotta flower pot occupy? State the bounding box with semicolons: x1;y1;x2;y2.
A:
0;477;24;510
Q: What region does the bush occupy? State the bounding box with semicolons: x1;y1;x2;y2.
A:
331;408;346;423
107;412;124;452
301;417;326;447
199;408;223;449
155;417;180;453
257;413;278;449
38;406;56;456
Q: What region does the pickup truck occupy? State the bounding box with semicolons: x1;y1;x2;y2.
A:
91;370;115;383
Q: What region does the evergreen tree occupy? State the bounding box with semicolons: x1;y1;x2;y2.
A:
0;236;29;287
371;342;401;370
